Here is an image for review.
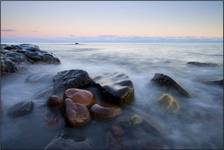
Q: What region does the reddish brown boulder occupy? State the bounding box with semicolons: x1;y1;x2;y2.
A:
90;104;121;120
65;88;95;108
47;95;63;108
65;98;91;127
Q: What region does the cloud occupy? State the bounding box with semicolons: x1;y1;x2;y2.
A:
1;29;16;32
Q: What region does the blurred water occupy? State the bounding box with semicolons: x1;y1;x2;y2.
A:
1;42;223;149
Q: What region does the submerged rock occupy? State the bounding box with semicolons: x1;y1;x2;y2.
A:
187;61;218;67
65;98;91;127
64;88;96;108
8;101;34;117
202;79;224;86
152;73;191;97
90;104;122;120
44;136;92;150
158;93;179;112
47;95;63;108
53;70;92;91
93;72;134;106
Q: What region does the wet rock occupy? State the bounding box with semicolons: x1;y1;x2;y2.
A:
47;95;63;108
44;136;92;150
65;98;91;127
53;70;92;91
158;93;179;112
8;101;34;117
152;73;191;97
64;88;96;108
93;72;134;106
90;104;122;120
187;61;218;67
202;79;224;86
1;44;60;75
1;57;17;74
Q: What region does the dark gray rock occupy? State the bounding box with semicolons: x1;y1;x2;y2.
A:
1;44;60;75
187;61;218;67
152;73;191;97
203;79;224;86
1;57;17;74
53;69;92;91
44;136;92;150
7;101;34;117
93;72;134;106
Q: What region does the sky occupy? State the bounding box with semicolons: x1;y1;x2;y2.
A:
1;1;223;42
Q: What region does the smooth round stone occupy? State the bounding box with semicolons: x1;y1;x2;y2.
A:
47;95;63;108
90;104;122;120
65;88;95;108
65;98;91;127
158;93;180;112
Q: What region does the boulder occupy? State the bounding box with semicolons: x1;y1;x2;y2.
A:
187;61;218;67
158;93;179;112
7;101;34;117
65;98;91;127
53;70;92;91
64;88;95;108
93;72;134;106
44;136;92;150
152;73;191;97
90;104;121;120
47;95;63;108
1;44;60;75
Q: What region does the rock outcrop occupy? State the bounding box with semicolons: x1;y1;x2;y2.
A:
1;44;60;75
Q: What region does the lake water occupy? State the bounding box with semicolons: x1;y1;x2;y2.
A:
1;42;223;149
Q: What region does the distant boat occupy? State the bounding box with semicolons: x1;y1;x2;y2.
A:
75;43;79;45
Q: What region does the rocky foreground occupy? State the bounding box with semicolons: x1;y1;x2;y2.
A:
1;44;223;149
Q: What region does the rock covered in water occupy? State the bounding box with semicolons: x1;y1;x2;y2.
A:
90;104;121;120
187;61;218;67
152;73;191;97
202;79;224;86
44;136;92;150
158;93;179;112
107;114;167;149
93;72;134;106
64;88;96;108
65;98;91;127
1;44;60;75
7;101;34;117
47;95;64;108
53;70;92;91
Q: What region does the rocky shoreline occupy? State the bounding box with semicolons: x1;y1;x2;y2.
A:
1;44;223;149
